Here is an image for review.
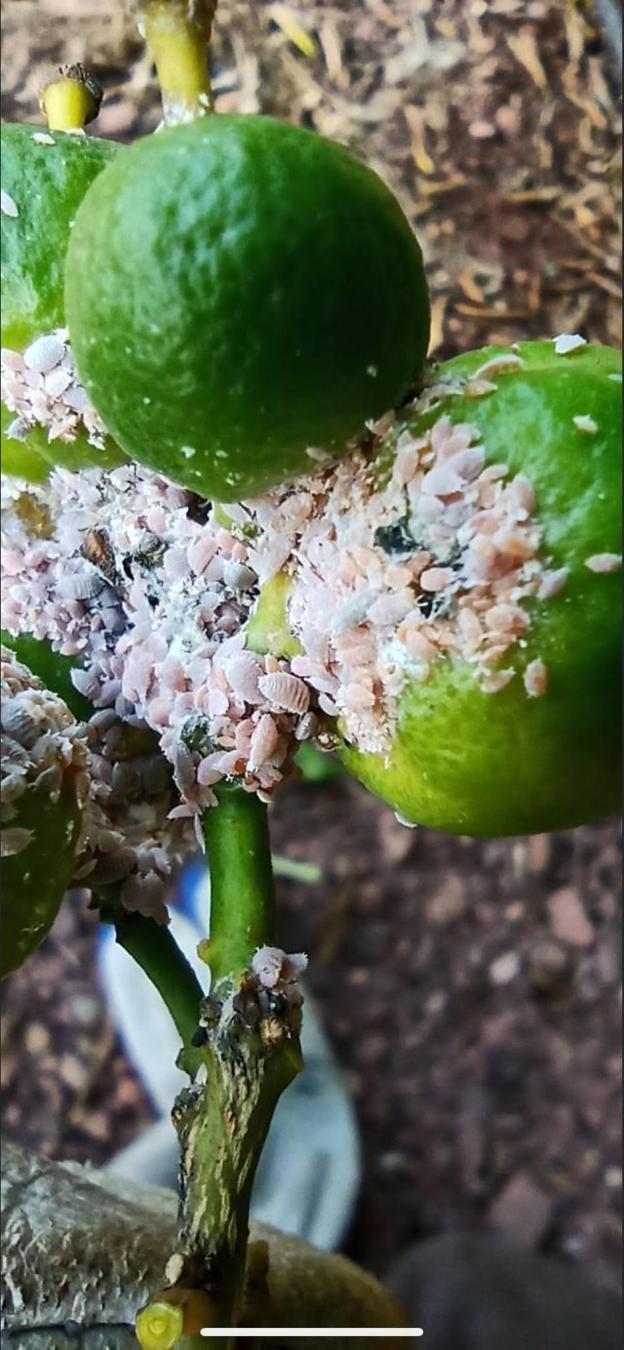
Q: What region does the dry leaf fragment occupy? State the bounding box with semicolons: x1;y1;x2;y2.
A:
506;28;547;88
267;4;317;59
427;295;447;356
404;104;434;175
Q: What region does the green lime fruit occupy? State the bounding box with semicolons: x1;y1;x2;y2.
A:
1;630;92;720
1;646;88;977
1;121;126;476
64;114;430;501
340;340;621;836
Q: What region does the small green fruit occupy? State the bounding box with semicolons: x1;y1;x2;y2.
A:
1;646;88;977
342;340;621;835
0;630;92;720
65;114;430;500
1;122;126;476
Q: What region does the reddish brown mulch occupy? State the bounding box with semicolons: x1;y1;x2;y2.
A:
1;0;621;1297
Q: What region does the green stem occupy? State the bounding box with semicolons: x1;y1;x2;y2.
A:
136;787;302;1348
201;785;275;985
115;911;204;1077
142;0;216;125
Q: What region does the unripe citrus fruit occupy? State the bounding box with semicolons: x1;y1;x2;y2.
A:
339;340;621;835
64;114;430;500
1;122;125;476
1;646;88;977
1;629;93;720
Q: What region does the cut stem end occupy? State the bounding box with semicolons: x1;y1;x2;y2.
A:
142;0;216;124
40;64;102;132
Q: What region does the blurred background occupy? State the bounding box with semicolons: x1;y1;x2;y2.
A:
1;0;621;1304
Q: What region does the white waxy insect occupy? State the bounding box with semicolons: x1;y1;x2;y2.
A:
480;668;515;694
172;741;196;793
420;566;455;593
421;465;463;496
294;711;318;741
553;333;586;355
523;658;548;697
71;667;102;700
88;846;136;884
1;702;41;749
572;414;598;435
223;560;258;591
0;770;27;804
473;353;525;380
1;827;33;856
121;870;168;921
226;653;265;704
5;417;29;441
538;567;569;600
247;714;279;771
367;589;414;626
329;592;373;636
44;366;73;398
584;553;621;573
63;383;92;412
251;945;308;989
1;189;19;218
257;671;310;715
33;762;63;796
23;333;66;374
60;566;103;601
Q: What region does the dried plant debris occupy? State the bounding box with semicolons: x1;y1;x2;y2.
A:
2;0;619;355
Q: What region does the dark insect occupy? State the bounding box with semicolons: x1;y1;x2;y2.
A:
414;591;435;618
186;496;212;526
374;518;416;556
180;713;215;757
122;533;166;580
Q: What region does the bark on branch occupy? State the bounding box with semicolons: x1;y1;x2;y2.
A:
2;1141;408;1348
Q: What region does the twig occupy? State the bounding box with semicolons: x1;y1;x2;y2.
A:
114;910;204;1078
137;787;303;1347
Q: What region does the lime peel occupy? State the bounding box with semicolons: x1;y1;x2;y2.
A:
65;113;430;499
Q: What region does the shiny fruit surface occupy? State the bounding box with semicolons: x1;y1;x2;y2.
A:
65;115;430;500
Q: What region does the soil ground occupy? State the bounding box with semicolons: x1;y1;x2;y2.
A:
1;0;621;1297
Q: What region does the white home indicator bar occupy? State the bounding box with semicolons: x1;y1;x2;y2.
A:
200;1330;424;1339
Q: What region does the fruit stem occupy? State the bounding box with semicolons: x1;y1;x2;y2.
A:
113;910;204;1078
141;0;217;125
40;64;102;132
200;783;276;985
